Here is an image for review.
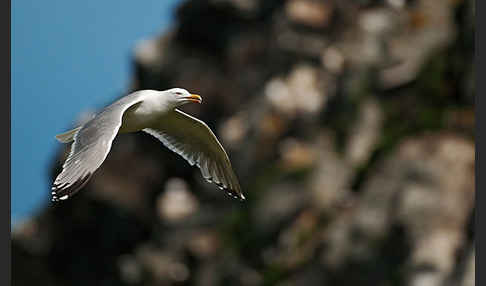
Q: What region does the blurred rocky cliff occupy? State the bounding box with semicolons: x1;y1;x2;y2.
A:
13;0;475;285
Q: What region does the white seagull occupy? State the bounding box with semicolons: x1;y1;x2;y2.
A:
52;88;244;202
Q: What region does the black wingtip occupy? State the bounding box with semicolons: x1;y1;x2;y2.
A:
239;193;246;201
51;173;92;203
212;180;245;201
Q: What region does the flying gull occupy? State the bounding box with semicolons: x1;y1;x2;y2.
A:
52;88;244;202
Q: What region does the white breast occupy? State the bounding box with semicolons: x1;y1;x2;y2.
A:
119;96;171;133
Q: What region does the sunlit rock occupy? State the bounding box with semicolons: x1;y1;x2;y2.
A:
285;0;334;29
345;99;383;167
265;65;327;118
157;178;199;223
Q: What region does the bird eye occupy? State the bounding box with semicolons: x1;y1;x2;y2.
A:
175;92;182;95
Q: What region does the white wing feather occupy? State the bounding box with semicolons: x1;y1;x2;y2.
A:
143;109;244;200
51;93;144;201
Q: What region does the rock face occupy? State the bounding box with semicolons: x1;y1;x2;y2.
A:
13;0;474;285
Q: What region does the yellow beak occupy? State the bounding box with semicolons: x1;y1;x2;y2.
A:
184;94;202;103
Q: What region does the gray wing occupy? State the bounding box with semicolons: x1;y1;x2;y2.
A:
143;109;245;201
51;94;143;202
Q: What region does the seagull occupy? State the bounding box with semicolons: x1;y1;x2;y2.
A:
52;88;244;202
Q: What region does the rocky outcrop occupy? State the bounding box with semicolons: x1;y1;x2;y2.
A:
13;0;475;285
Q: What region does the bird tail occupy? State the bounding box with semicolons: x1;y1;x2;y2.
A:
55;126;82;143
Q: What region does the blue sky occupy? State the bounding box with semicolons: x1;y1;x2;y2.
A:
12;0;181;224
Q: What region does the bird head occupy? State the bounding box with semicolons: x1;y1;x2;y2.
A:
164;88;202;107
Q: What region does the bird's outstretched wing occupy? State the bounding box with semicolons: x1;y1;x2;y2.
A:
51;95;143;202
143;109;245;200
